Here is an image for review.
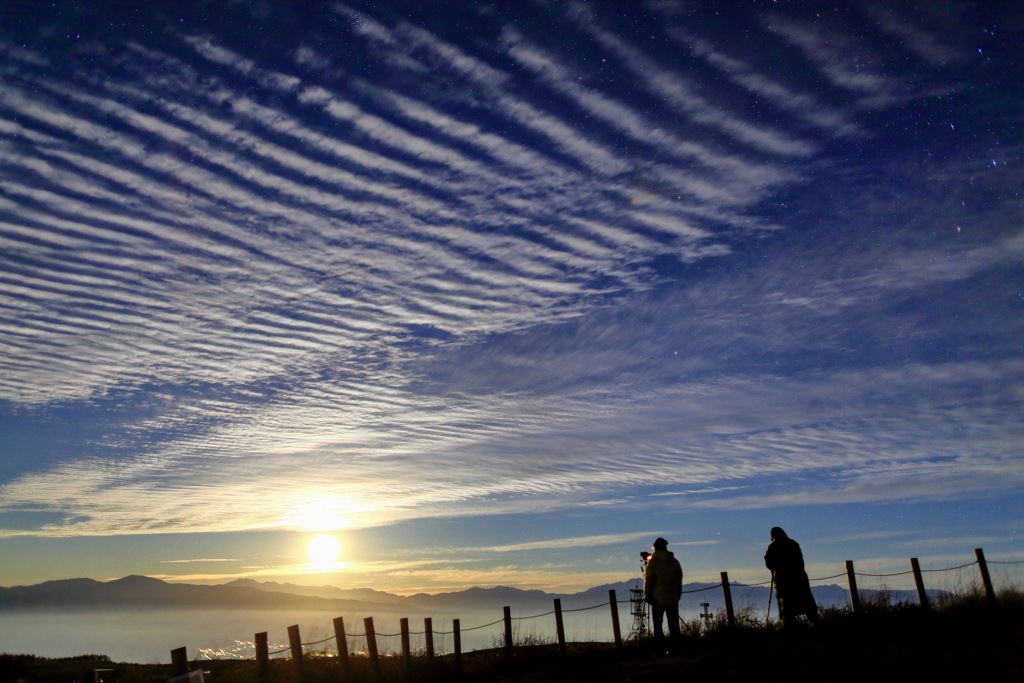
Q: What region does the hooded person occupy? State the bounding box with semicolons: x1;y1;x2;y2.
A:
643;537;683;645
764;527;818;627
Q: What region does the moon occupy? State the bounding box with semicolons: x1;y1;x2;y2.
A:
307;534;341;567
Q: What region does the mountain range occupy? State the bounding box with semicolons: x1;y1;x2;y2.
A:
0;576;939;617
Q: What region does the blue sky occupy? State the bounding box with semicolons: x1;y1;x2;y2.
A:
1;1;1021;595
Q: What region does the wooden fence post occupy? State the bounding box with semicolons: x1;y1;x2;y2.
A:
288;624;305;682
332;616;350;680
364;617;380;678
425;617;435;661
503;606;514;660
400;617;411;671
453;618;463;674
720;572;735;627
170;646;188;677
975;548;997;606
554;599;566;656
255;632;269;683
846;561;861;614
608;589;622;649
910;558;930;609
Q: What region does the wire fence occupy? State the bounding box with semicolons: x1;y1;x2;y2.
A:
182;548;1024;676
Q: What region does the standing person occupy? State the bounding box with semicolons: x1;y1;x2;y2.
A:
764;527;819;627
643;537;683;647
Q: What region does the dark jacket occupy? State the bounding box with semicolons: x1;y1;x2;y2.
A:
765;537;816;618
644;549;683;608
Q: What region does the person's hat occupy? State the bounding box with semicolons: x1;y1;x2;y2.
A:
653;537;668;549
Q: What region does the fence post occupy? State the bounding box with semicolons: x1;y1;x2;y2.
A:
503;606;514;660
332;616;350;680
975;548;997;607
364;617;380;678
608;589;622;649
400;617;411;671
846;561;861;614
720;572;735;628
554;599;567;656
910;558;930;609
255;632;269;683
453;618;463;674
288;624;305;682
170;646;188;677
424;617;435;661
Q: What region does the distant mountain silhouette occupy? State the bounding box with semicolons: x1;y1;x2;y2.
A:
0;576;940;615
223;578;409;605
0;575;377;611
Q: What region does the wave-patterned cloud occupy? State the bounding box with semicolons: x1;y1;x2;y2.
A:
0;1;1021;540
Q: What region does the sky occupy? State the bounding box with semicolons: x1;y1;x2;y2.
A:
1;0;1022;597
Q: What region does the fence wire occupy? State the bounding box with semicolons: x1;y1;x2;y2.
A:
191;551;1021;660
854;568;916;578
563;601;608;613
682;583;722;594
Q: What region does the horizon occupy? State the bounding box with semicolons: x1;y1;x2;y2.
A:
1;1;1022;599
0;569;914;598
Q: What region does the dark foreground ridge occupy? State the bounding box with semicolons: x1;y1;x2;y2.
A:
3;601;1022;682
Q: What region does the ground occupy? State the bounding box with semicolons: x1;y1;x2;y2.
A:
3;605;1022;682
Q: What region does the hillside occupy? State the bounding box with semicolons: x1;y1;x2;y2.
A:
2;600;1021;682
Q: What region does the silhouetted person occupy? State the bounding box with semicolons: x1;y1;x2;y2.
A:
764;527;818;627
643;537;683;647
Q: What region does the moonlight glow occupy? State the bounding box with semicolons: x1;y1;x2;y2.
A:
307;534;341;567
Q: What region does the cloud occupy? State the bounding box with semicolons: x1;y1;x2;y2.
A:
765;14;902;108
0;2;1019;562
667;28;862;139
161;558;240;564
476;532;666;553
864;3;974;66
3;8;804;405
